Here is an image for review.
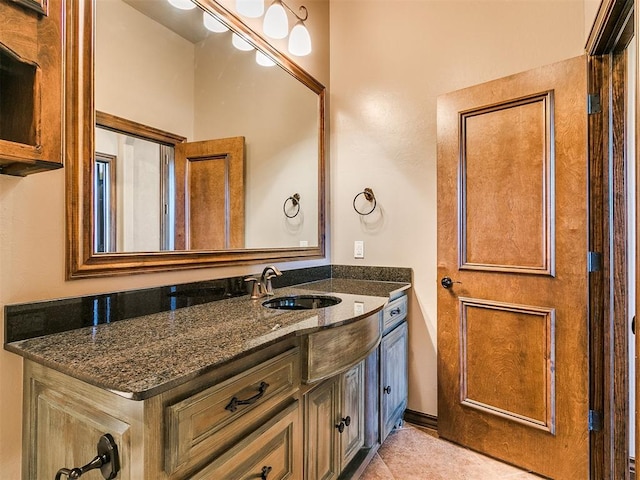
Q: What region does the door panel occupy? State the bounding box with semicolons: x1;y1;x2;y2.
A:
174;136;245;250
437;55;589;479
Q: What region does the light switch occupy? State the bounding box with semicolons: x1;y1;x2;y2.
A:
354;240;364;259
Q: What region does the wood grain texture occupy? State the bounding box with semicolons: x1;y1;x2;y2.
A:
190;401;302;480
437;55;589;479
303;314;381;384
165;347;300;475
0;0;62;174
460;94;552;274
305;377;340;480
341;362;365;468
459;299;555;432
380;321;408;442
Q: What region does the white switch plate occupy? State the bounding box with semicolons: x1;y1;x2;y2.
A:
299;240;308;247
354;240;364;259
354;301;365;316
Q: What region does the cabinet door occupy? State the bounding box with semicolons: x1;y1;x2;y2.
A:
380;321;408;442
305;377;340;480
340;361;364;468
27;381;132;480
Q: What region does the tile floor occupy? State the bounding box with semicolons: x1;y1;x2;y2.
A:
359;424;541;480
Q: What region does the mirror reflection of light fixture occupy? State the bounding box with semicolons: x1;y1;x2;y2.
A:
232;33;254;51
236;0;264;18
203;12;229;33
262;1;311;56
256;50;276;67
167;0;196;10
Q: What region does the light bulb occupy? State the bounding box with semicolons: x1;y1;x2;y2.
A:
256;51;276;67
232;33;254;51
263;1;288;39
167;0;196;10
203;12;229;32
236;0;264;18
288;21;311;56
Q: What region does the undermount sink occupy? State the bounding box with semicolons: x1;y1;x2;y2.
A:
262;295;342;310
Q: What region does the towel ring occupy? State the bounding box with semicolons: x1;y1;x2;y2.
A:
353;188;376;216
283;193;301;218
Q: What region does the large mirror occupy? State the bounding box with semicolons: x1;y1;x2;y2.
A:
66;0;325;277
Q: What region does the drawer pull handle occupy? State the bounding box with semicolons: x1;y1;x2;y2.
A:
390;307;401;316
225;381;270;412
383;385;391;394
261;466;272;479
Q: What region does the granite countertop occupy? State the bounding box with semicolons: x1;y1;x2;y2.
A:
6;279;410;401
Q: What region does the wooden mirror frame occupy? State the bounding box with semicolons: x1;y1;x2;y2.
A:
65;0;326;278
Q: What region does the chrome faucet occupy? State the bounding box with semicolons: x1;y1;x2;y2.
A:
244;265;283;299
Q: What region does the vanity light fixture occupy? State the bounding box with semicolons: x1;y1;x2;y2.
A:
232;32;254;51
203;12;229;33
236;0;264;18
263;0;311;56
167;0;196;10
263;0;288;39
256;51;276;67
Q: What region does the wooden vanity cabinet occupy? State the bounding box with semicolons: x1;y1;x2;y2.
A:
380;296;409;442
304;361;365;480
0;0;63;176
23;340;302;480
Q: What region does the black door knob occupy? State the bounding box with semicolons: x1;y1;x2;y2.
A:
441;277;454;289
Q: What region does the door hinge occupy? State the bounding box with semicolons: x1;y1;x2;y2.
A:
588;410;603;432
588;93;601;114
588;251;602;272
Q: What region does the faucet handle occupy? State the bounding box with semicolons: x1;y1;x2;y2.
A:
244;276;261;299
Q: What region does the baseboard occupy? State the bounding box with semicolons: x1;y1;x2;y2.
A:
403;409;438;431
631;457;635;480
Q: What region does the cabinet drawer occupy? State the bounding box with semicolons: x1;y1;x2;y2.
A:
166;347;300;474
192;401;301;480
383;295;407;333
304;314;380;384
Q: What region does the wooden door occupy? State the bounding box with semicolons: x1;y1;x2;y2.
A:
175;137;245;250
437;55;589;479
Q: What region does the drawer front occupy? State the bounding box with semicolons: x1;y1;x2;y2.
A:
383;295;407;333
304;314;381;384
166;347;300;474
191;401;302;480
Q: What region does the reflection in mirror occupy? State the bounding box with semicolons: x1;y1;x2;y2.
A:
94;0;320;253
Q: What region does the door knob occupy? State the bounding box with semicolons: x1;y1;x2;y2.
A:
441;277;461;289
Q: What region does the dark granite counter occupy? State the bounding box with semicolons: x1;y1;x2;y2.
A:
6;279;410;401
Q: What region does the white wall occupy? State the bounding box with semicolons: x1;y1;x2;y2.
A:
329;0;588;416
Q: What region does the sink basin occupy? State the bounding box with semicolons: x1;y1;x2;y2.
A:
262;295;342;310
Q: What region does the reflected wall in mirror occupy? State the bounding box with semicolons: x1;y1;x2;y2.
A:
66;0;326;277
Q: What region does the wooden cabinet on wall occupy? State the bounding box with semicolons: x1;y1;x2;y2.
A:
0;0;63;176
304;361;365;480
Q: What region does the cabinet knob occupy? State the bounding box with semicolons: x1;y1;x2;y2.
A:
383;385;391;394
335;421;345;433
342;416;351;427
261;466;272;479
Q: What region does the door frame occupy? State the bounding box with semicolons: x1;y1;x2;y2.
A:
586;0;634;477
